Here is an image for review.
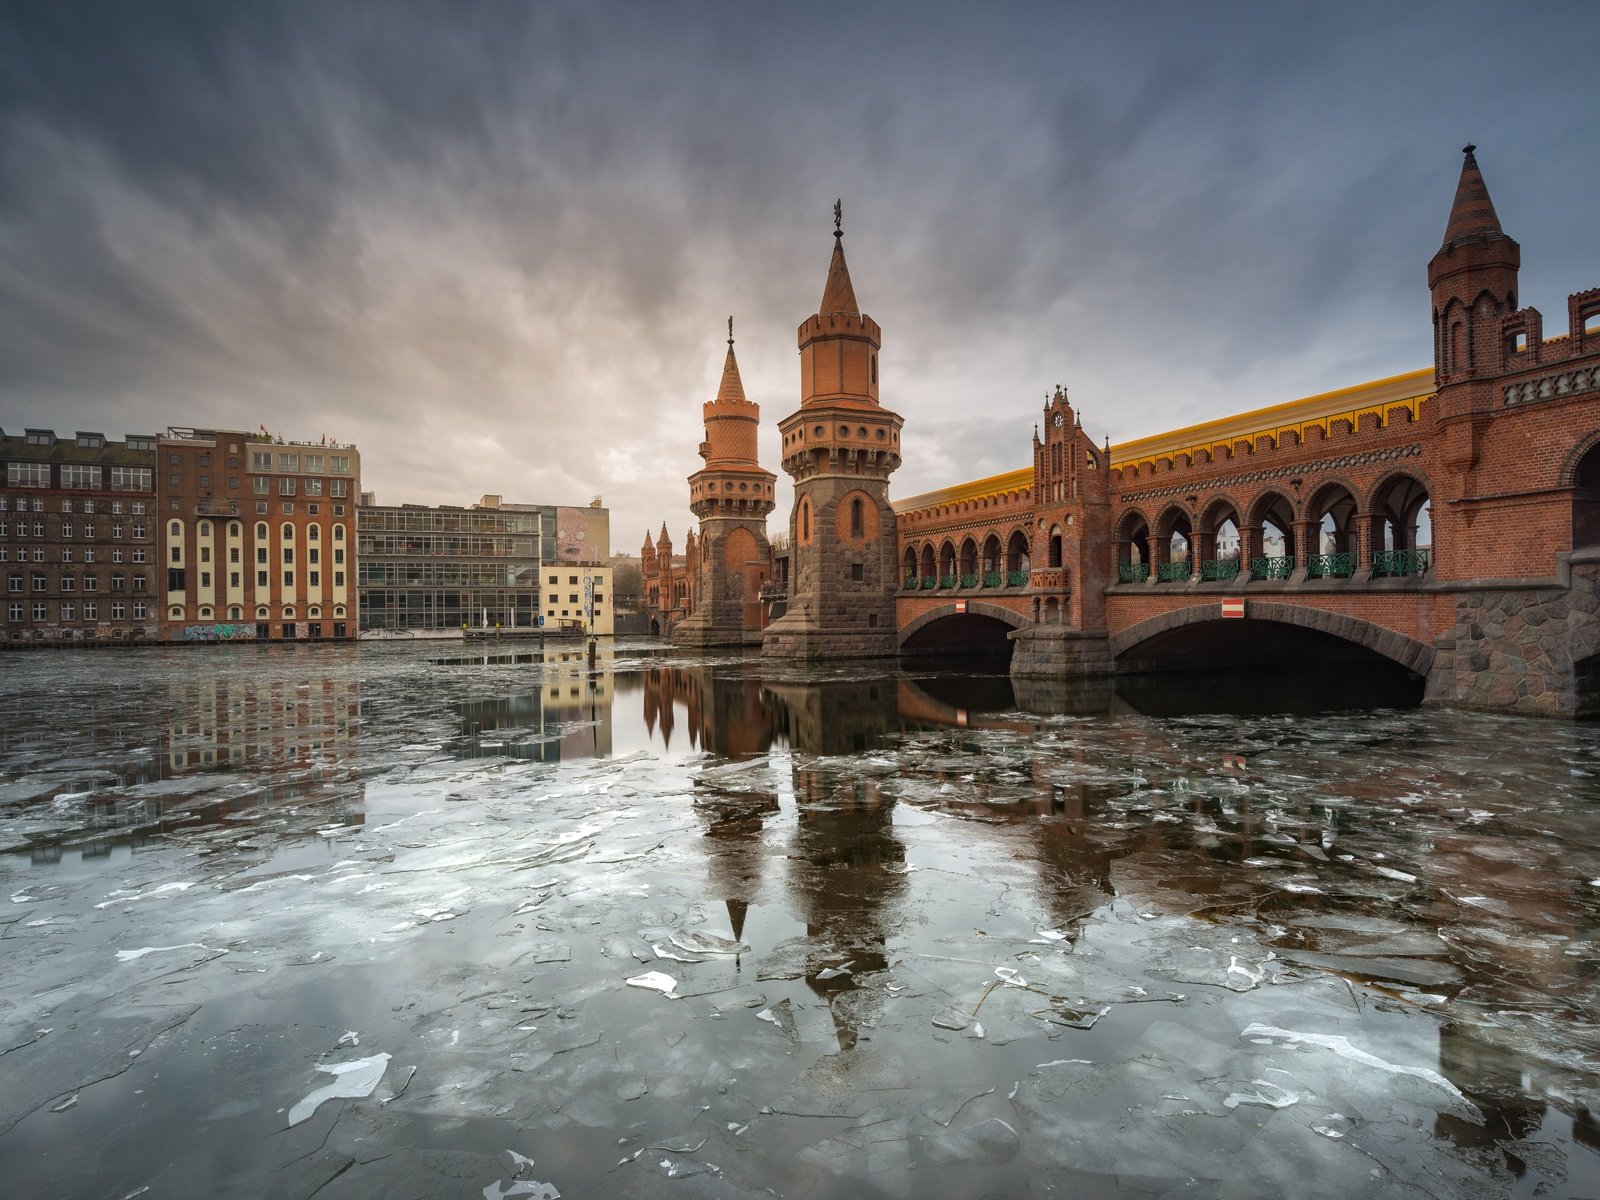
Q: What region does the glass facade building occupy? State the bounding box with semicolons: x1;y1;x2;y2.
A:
356;504;540;632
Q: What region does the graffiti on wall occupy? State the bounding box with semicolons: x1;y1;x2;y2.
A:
183;623;258;642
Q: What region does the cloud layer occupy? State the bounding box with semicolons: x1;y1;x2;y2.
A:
2;1;1596;547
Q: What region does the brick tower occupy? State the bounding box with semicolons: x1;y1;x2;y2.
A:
676;323;776;648
1429;146;1521;466
763;203;904;659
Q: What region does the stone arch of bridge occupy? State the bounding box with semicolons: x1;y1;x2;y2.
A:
898;599;1031;650
1197;494;1244;568
1109;601;1434;675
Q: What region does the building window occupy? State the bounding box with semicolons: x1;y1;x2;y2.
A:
283;571;293;587
133;574;146;590
61;601;74;621
31;574;45;591
334;548;344;564
132;502;145;515
200;546;211;563
257;571;268;587
308;548;319;564
200;572;211;589
111;574;124;591
333;525;344;541
279;477;296;496
6;463;49;488
305;454;324;472
62;547;73;563
170;547;181;563
279;453;299;471
305;478;323;496
32;602;46;620
132;524;146;539
331;479;347;498
282;548;294;564
62;522;73;538
82;601;96;619
167;568;185;591
331;456;350;474
230;572;240;588
309;571;319;587
132;548;147;563
83;574;98;592
229;546;239;563
253;477;269;494
7;602;20;621
334;571;344;587
111;601;125;619
133;602;146;619
251;451;271;470
257;548;267;564
60;575;74;591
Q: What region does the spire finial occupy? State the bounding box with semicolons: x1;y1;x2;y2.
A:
833;198;842;238
1463;143;1477;157
727;314;734;347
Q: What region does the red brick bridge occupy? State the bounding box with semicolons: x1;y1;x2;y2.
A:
889;149;1600;715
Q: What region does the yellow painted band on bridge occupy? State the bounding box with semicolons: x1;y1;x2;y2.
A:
893;368;1435;516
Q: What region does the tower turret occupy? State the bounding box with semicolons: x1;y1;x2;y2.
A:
676;319;778;647
1429;145;1521;391
764;202;904;660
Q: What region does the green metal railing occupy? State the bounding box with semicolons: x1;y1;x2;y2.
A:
1118;562;1149;583
982;571;1003;588
904;575;919;590
1200;558;1240;581
1307;552;1355;579
1371;548;1431;577
919;576;937;590
1007;570;1029;587
1156;561;1192;582
959;573;979;589
1250;556;1294;580
938;575;957;589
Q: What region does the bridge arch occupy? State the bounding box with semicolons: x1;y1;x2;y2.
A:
1109;601;1434;675
899;599;1031;653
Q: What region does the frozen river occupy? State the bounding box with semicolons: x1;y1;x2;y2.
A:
3;640;1599;1198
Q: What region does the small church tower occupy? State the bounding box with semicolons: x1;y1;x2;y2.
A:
763;202;904;659
676;319;777;647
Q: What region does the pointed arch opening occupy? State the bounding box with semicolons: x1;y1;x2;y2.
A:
1005;530;1029;584
1308;484;1358;578
1247;492;1298;580
1370;474;1433;577
1116;512;1150;582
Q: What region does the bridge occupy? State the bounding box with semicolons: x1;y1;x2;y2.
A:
649;149;1600;716
888;149;1600;715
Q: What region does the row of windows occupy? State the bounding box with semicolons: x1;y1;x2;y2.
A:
166;568;346;591
7;600;147;621
9;573;148;591
4;464;154;491
245;452;353;474
0;497;145;514
2;522;147;538
169;520;347;540
0;547;147;564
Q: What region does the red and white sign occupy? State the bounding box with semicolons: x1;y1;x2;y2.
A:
955;600;967;613
1221;598;1245;619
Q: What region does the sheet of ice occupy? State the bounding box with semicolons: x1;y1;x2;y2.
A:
626;971;679;999
114;944;225;962
1239;1024;1467;1102
286;1052;392;1126
669;930;749;956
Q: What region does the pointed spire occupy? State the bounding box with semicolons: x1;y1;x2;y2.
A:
643;530;654;550
1442;144;1506;246
715;320;749;407
819;198;860;316
659;521;671;545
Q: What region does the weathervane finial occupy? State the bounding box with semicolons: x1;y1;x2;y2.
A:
833;198;842;237
727;314;734;347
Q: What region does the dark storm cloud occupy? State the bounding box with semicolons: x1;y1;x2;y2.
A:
1;1;1596;542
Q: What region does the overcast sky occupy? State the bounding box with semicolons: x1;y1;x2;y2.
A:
2;1;1596;549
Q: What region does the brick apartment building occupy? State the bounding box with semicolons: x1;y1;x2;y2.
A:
159;428;361;641
1;428;160;643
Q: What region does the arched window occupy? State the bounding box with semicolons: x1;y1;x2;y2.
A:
1048;526;1063;568
169;521;181;537
255;523;267;539
199;521;211;537
334;525;345;541
227;606;241;619
801;502;811;542
282;523;294;539
228;522;241;537
850;498;863;537
255;604;270;619
308;525;320;541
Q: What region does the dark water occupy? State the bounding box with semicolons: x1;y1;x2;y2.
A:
1;641;1597;1199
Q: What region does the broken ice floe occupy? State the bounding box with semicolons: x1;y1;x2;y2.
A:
669;930;749;956
626;971;680;998
287;1052;392;1126
1239;1024;1467;1103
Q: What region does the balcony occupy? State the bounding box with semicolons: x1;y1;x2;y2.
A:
1306;553;1356;579
1156;561;1191;583
1371;548;1431;578
1250;556;1294;580
1117;562;1149;583
1200;558;1240;581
